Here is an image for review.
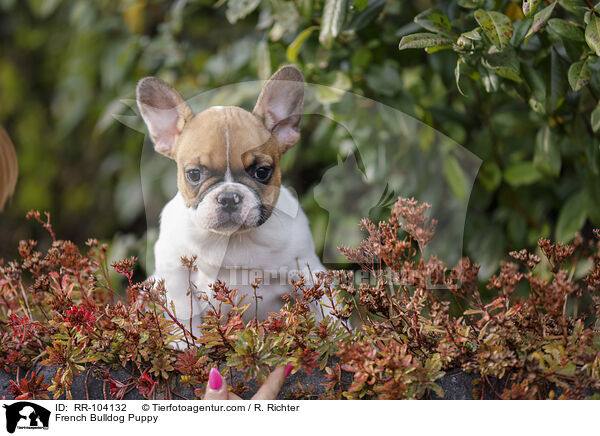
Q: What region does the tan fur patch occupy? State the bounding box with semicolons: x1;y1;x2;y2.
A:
174;106;282;211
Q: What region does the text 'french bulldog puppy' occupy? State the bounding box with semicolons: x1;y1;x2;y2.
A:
137;66;328;333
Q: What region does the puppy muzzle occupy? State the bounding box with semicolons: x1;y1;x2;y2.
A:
192;182;265;233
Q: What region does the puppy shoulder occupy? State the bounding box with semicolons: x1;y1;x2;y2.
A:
159;193;187;230
277;186;319;255
276;185;300;217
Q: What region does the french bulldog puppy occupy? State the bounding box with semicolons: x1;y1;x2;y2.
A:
136;66;328;332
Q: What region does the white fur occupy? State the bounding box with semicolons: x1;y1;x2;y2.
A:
153;186;327;330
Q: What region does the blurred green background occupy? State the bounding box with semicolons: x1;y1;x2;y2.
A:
1;0;599;278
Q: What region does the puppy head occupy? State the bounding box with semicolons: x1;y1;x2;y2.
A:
136;66;304;234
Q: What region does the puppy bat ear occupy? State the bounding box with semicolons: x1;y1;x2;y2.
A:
136;77;194;158
253;65;304;153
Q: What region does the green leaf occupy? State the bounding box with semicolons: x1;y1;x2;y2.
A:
425;44;453;54
524;1;557;45
466;220;505;277
474;9;513;49
286;26;318;63
586;167;600;222
398;32;454;50
319;0;348;48
479;66;500;92
316;71;353;104
414;8;455;38
508;212;527;245
351;47;372;71
568;59;592;91
270;0;300;41
225;0;261;24
365;61;403;96
588;146;600;184
559;0;588;16
443;155;468;202
455;56;475;96
503;162;543;186
585;14;600;56
478;160;502;192
482;48;522;82
555;191;587;242
533;125;561;176
592;103;600;133
353;0;368;12
428;380;445;398
347;0;385;31
457;0;484;9
512;18;532;46
257;39;271;80
549;49;567;112
547;18;585;41
563;36;586;62
455;28;482;50
298;0;312;19
26;0;60;18
460;27;483;41
522;64;545;99
522;0;542;17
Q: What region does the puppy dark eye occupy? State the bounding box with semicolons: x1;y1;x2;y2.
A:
186;169;202;184
253;166;273;183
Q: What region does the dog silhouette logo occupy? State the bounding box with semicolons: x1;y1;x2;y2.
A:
2;402;50;433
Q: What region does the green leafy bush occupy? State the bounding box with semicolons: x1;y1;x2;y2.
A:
2;0;599;279
399;0;600;247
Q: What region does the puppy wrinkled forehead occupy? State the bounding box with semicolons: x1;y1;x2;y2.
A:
176;106;274;170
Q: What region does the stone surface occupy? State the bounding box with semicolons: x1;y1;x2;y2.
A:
432;370;479;400
0;364;484;400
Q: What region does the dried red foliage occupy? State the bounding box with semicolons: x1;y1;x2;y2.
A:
7;368;50;400
1;202;600;400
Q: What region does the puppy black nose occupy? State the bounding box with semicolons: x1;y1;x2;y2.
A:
217;192;242;212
